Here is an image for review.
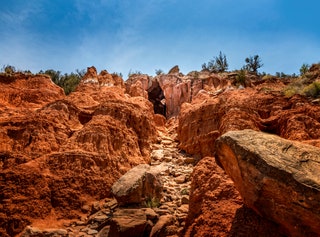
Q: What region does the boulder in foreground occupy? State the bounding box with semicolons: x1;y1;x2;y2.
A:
111;164;166;206
215;129;320;236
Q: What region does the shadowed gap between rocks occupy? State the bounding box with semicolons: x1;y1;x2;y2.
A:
78;111;93;125
147;80;166;118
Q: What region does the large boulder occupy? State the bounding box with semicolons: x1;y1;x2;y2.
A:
215;129;320;236
111;164;166;206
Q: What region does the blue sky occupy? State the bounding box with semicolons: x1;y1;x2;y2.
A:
0;0;319;77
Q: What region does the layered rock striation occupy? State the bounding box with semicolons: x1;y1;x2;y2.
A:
0;67;157;236
125;67;231;119
178;87;320;157
215;129;320;236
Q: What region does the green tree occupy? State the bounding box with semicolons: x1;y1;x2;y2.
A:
59;72;81;95
155;69;164;75
244;55;263;73
44;69;61;84
203;51;228;73
42;69;84;95
299;63;310;76
2;65;16;74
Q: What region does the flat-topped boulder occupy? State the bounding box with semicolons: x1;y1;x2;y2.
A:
215;129;320;236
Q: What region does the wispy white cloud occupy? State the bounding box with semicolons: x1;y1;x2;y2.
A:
0;0;319;76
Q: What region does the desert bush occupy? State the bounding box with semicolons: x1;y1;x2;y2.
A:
300;63;310;76
283;79;320;98
42;69;84;95
283;87;299;97
128;70;142;78
155;69;164;75
203;51;229;73
144;197;160;208
244;55;263;73
1;65;16;74
235;69;246;86
112;72;123;78
262;74;276;80
302;81;320;97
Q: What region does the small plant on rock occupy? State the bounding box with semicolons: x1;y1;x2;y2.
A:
180;188;189;196
302;81;320;97
235;69;246;86
144;197;160;208
155;69;164;75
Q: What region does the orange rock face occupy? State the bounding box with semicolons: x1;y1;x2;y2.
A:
0;68;157;236
0;72;65;109
184;157;284;237
178;77;320;236
125;71;231;119
178;87;320;157
215;130;320;236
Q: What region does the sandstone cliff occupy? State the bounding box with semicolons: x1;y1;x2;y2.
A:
215;130;320;236
0;67;157;236
178;87;320;157
2;64;320;237
179;70;320;236
125;68;231;119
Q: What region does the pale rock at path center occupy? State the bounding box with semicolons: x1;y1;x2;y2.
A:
111;164;167;206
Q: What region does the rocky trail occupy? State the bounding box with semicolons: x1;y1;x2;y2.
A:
22;121;195;237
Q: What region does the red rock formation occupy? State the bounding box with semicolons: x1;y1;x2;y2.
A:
178;77;320;236
0;72;65;109
125;70;231;119
215;130;320;236
184;157;284;237
0;69;157;236
178;88;320;157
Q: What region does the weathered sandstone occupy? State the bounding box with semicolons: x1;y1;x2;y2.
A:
0;68;157;236
125;70;231;118
215;129;320;236
184;156;284;237
0;72;65;109
178;88;320;157
111;164;165;206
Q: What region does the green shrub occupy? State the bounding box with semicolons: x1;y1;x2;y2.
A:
244;55;263;73
302;82;320;97
283;80;320;98
300;63;310;76
283;87;299;97
180;188;189;195
144;197;160;208
155;69;164;75
203;51;229;73
262;74;276;80
235;69;246;86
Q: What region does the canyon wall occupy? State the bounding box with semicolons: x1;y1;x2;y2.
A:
0;67;157;236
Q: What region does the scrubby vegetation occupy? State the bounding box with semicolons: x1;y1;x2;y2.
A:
283;63;320;98
202;51;229;72
244;55;263;73
235;69;247;86
0;65;85;95
39;69;85;95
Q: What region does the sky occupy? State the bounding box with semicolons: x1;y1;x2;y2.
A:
0;0;319;77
